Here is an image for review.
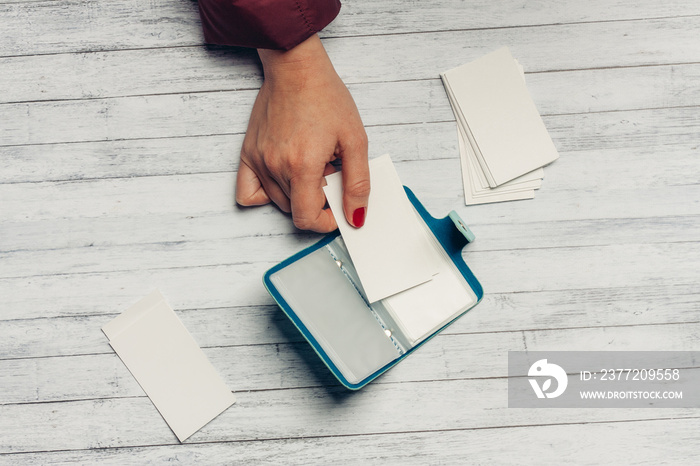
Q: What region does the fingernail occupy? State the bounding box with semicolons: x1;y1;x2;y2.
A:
352;207;366;228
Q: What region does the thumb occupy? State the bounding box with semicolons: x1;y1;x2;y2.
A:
236;159;271;206
339;133;370;228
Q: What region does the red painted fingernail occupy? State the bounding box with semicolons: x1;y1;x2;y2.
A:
352;207;366;228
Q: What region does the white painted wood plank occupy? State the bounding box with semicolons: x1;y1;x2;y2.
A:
1;212;698;282
1;105;698;186
1;282;698;360
0;169;698;253
0;90;258;146
0;241;697;321
1;191;696;261
0;305;288;360
0;0;203;56
0;133;246;184
333;0;700;37
3;417;699;466
328;16;700;88
0;0;50;3
0;47;263;104
2;143;698;240
0;378;697;454
462;242;700;297
2;1;698;56
1;205;698;281
3;64;700;147
2;322;699;404
0;234;304;279
0;196;697;262
3;44;700;106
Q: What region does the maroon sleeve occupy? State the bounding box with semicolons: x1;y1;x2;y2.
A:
198;0;342;51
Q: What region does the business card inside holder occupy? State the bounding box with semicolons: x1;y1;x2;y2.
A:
264;187;483;389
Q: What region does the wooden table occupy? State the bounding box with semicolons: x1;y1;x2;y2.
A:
1;1;699;463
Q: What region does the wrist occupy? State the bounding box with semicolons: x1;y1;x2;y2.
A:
257;35;334;89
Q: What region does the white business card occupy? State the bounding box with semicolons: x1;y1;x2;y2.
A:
323;154;438;303
103;290;236;442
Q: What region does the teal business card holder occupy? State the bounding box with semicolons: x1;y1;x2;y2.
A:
264;187;483;389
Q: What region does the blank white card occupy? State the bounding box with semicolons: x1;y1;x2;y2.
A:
323;154;439;303
103;290;236;442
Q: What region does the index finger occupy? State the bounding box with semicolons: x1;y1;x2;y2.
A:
289;170;338;233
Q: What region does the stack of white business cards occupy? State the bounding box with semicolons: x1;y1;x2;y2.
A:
441;47;559;205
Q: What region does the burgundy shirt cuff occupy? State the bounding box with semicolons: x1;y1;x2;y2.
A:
198;0;342;50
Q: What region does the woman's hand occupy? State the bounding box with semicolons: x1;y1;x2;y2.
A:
236;34;369;232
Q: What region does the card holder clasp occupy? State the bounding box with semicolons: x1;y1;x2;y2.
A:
449;211;476;244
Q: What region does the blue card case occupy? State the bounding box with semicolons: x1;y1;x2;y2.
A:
264;187;483;389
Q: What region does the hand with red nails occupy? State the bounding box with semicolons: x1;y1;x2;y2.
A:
236;34;369;233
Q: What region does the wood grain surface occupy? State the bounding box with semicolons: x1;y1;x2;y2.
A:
0;0;698;464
